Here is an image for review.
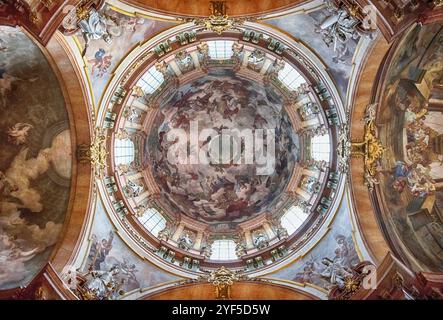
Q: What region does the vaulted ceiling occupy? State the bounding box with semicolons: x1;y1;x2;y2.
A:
1;0;443;300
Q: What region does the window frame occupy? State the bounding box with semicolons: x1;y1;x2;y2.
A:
311;134;331;162
138;65;165;94
207;40;235;60
209;239;237;261
280;206;309;235
114;138;135;165
137;207;167;237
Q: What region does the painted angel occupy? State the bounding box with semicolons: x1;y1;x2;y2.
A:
7;123;33;145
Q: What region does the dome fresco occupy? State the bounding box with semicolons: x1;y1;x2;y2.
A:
146;70;300;228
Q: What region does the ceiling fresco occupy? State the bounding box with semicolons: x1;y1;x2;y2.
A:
63;3;177;103
3;0;443;301
376;23;443;272
271;192;360;291
0;26;71;289
75;198;181;299
146;70;300;228
266;3;362;100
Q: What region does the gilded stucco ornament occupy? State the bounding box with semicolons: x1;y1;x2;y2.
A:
177;267;246;299
201;267;245;299
344;103;385;191
193;15;240;35
188;1;250;35
351;103;385;191
77;127;108;178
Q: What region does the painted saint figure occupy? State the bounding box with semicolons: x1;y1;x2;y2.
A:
79;8;112;57
88;232;114;271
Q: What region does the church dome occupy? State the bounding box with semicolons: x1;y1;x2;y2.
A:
106;23;345;268
147;70;300;229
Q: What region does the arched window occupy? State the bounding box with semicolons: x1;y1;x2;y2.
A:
311;134;330;162
208;40;234;60
281;206;309;235
278;62;306;91
138;65;164;94
137;207;167;237
114;138;135;165
209;239;237;260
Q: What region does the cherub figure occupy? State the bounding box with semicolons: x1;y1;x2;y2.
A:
7;123;33;145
